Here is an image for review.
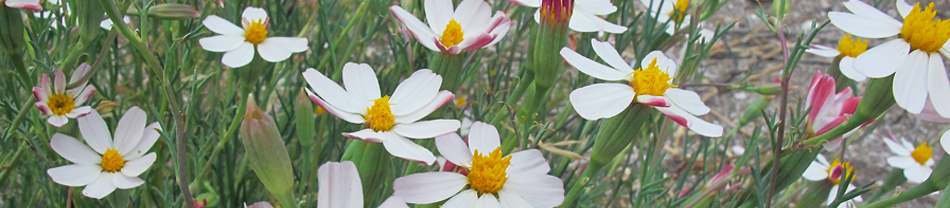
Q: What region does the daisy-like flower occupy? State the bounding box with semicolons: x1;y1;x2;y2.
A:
806;34;870;81
641;0;691;34
303;63;460;165
802;154;863;208
805;71;863;150
199;7;308;68
3;0;41;10
393;122;565;207
884;136;934;183
829;0;950;119
389;0;512;54
46;107;160;199
317;161;409;208
33;64;96;127
508;0;628;34
560;39;723;137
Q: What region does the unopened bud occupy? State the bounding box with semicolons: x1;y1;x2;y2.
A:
745;83;781;95
76;0;105;42
95;101;118;114
239;95;295;199
146;4;199;20
295;89;316;146
0;6;26;54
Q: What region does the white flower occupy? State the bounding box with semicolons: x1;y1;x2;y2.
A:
99;16;132;30
46;107;160;199
5;0;41;10
641;0;691;34
508;0;627;34
32;64;96;127
302;63;460;165
316;161;409;208
802;154;863;208
829;0;950;119
883;137;934;184
199;7;308;68
393;122;564;207
390;0;511;54
560;39;723;137
805;34;870;81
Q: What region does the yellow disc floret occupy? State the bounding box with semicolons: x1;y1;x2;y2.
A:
900;3;950;53
468;147;511;195
244;19;268;45
827;159;853;185
911;142;933;165
668;0;690;24
47;94;75;116
101;149;125;173
836;34;868;57
441;19;465;47
630;58;677;97
365;96;395;132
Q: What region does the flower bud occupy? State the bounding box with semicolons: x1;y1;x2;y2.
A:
744;83;781;95
532;0;573;90
239;95;295;200
75;0;105;42
294;89;316;146
0;6;26;54
145;4;199;21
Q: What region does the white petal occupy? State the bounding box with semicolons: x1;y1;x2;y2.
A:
926;54;950;118
497;189;533;208
242;7;268;23
665;88;710;115
468;122;501;154
78;111;113;154
263;37;308;52
883;137;911;155
390;69;442;115
113;107;147;156
342;128;388;143
887;156;916;169
941;131;950;154
892;50;929;114
590;39;634;73
435;133;474;167
302;68;366;114
569;83;635;120
379;196;409;208
642;51;678;75
567;12;628;34
392;119;460;139
816;154;830;166
802;161;829;181
199;35;246;52
843;0;900;24
453;0;492;33
474;194;502;208
828;12;901;38
390;6;440;51
342;63;381;104
393;172;468;204
256;39;293;62
854;39;909;77
50;133;101;165
394;91;454;124
656;106;723;137
424;0;454;34
72;85;96;105
112;174;144;189
503;174;565;207
69;63;92;88
442;190;479;208
47;164;101;186
838;57;868;81
317;161;363;208
121;153;156;177
506;149;550;176
900;137;916;151
805;45;841;57
308;90;366;123
203;15;245;36
54;69;66;95
65;106;93;118
82;172;116;199
904;165;932;184
896;0;914;18
48;115;68;127
560;48;628;81
127;123;161;159
221;42;255;68
383;135;437;165
509;0;541;7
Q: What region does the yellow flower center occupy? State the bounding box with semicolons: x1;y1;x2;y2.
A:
668;0;690;24
836;34;868;57
441;19;464;47
244;19;268;45
900;3;950;53
630;58;677;97
47;94;75;116
468;147;511;195
364;96;395;132
101;149;125;173
911;142;933;165
827;159;853;185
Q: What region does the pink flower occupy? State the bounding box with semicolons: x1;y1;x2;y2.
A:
33;64;97;127
806;71;863;147
5;0;42;10
389;0;511;54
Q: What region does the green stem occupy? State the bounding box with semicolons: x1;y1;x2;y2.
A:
319;0;369;78
190;91;249;191
865;169;907;203
864;182;938;208
4;99;35;138
10;53;33;88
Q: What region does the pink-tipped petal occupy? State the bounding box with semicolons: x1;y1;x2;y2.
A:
342;129;388;143
394;91;454;124
317;161;363;208
54;69;66;94
636;95;670;107
302;68;366;114
390;6;440;51
383;134;437;165
307;90;366;124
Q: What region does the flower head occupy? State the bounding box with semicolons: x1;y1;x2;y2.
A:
394;122;565;207
508;0;627;34
33;64;97;127
302;63;460;165
390;0;512;54
805;71;864;149
199;7;308;68
829;0;950;119
806;34;870;81
46;107;160;199
802;154;863;207
883;136;934;183
560;39;723;137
